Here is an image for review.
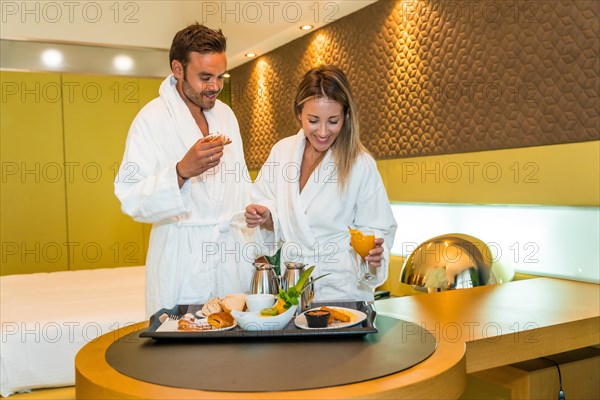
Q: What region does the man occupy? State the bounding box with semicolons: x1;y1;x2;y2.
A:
115;24;254;316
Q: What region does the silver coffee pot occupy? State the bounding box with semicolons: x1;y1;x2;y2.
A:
281;262;314;313
250;262;280;295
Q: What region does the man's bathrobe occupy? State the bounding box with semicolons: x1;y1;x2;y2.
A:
252;130;398;302
115;75;254;316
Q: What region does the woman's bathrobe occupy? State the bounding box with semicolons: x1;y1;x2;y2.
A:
115;75;254;316
252;130;398;302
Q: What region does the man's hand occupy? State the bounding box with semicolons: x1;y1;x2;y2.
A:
245;204;274;231
176;136;225;184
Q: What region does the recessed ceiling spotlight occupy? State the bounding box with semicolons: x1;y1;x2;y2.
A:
113;55;134;71
300;25;313;30
41;49;63;67
245;53;256;58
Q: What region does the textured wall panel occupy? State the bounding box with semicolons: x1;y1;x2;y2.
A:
231;0;600;169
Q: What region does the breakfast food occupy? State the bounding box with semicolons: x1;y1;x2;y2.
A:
207;312;235;329
275;265;328;315
220;293;246;312
201;297;223;316
260;307;278;316
178;314;212;331
320;306;356;324
305;310;330;328
204;133;232;145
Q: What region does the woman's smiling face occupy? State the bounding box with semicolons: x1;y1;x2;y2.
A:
299;96;344;152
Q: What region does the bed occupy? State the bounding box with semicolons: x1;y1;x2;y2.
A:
0;267;145;397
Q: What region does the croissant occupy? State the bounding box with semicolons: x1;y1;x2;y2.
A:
207;312;235;329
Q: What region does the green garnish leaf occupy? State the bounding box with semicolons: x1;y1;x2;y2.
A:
277;266;330;309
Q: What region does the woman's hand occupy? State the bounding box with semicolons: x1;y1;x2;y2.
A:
366;237;385;267
245;204;274;231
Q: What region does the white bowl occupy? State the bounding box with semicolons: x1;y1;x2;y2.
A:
245;294;276;311
231;305;297;331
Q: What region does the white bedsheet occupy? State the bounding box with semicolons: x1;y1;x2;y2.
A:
0;267;145;397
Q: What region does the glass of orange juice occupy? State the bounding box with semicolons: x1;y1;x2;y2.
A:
349;228;377;283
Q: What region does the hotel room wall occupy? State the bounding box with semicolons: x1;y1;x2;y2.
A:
1;71;162;275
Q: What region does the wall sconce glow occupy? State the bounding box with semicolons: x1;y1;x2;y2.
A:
223;73;231;78
245;53;256;58
300;25;313;30
41;49;63;67
113;55;134;71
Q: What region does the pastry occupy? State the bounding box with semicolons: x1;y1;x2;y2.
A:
204;133;232;145
220;293;246;313
178;315;212;331
221;134;232;145
201;297;223;316
207;312;235;329
320;306;355;323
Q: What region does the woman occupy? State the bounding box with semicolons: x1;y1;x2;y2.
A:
245;65;397;302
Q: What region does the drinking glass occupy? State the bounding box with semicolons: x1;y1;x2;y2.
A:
349;228;377;283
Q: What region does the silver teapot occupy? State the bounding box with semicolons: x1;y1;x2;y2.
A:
281;262;314;313
250;262;280;295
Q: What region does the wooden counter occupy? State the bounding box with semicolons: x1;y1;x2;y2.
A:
75;278;599;399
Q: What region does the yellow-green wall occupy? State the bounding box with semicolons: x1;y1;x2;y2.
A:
1;72;68;274
1;71;162;275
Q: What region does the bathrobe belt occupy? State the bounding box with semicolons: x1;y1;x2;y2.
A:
174;218;231;233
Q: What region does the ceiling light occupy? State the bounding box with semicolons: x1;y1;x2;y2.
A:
223;73;231;78
300;25;313;30
41;49;63;67
113;55;134;71
245;53;256;58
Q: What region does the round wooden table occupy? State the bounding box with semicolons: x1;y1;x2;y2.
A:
75;320;466;399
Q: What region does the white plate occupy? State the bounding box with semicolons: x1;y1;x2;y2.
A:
156;318;237;333
294;307;367;330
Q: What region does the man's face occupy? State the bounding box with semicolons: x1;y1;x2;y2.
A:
173;51;227;110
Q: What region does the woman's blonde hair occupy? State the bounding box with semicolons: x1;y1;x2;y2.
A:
294;65;368;191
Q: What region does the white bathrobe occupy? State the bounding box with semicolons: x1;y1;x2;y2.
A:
115;75;254;316
252;130;398;302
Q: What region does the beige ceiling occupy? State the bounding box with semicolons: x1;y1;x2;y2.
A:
1;0;376;69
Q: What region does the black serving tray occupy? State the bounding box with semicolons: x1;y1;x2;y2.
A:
140;301;377;340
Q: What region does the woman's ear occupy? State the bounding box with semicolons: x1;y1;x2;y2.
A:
294;105;302;122
172;60;184;79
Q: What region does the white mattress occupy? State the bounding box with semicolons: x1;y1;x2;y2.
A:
0;267;145;397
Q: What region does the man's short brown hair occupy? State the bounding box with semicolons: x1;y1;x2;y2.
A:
169;23;226;71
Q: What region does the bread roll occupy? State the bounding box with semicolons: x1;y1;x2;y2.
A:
220;293;246;313
201;297;223;316
207;312;235;329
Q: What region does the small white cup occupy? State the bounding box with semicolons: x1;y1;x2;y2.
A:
246;294;276;312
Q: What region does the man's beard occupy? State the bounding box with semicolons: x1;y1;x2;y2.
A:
181;70;221;110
